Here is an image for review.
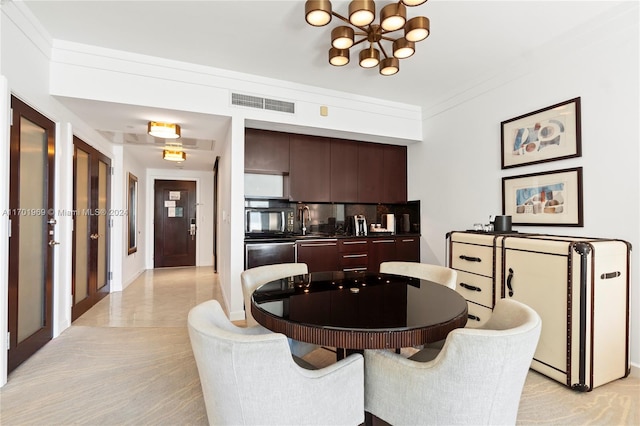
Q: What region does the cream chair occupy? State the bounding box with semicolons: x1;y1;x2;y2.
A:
379;261;457;289
241;262;318;357
188;300;364;426
364;298;541;425
241;262;309;327
380;261;457;351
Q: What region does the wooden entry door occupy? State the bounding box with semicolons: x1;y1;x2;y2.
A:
71;137;111;321
7;96;56;373
154;180;197;268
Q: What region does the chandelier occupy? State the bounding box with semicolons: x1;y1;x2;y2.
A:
305;0;430;76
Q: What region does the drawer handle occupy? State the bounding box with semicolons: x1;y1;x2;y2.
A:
373;240;395;244
468;314;481;322
459;282;481;292
459;255;481;262
343;267;367;272
300;243;337;247
601;271;621;280
344;241;367;245
507;267;514;297
344;254;367;258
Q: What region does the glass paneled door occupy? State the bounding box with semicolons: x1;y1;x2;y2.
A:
72;137;111;321
7;96;56;373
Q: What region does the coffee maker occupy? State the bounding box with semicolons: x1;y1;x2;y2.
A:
354;215;367;236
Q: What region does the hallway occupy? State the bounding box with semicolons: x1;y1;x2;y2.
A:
0;267;217;425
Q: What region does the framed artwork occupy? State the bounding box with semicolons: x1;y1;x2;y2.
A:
127;172;138;254
502;167;583;226
501;97;581;169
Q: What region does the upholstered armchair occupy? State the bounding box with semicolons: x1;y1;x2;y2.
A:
241;262;317;357
188;300;364;426
380;261;457;351
379;261;457;289
364;298;541;425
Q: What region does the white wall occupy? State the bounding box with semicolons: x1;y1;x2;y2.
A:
121;149;147;288
411;5;639;366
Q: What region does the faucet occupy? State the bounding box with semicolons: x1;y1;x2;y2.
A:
300;205;310;236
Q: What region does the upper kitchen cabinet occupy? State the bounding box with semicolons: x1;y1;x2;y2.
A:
382;144;407;203
289;134;331;202
357;142;385;204
330;138;359;202
245;129;290;174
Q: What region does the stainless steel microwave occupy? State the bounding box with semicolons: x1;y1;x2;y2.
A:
245;208;294;235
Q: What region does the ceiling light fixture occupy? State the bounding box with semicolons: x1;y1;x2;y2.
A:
305;0;430;76
148;121;181;139
162;149;186;162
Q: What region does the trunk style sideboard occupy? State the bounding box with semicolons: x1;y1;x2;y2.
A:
446;231;631;391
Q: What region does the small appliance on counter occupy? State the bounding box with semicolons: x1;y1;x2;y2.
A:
354;214;367;236
382;214;395;234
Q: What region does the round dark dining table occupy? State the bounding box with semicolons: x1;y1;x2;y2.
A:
251;270;468;357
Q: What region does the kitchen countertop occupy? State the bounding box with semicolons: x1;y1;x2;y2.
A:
244;233;421;243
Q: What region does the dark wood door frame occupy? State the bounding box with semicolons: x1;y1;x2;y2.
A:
7;96;55;373
213;158;219;272
71;137;111;321
153;179;197;268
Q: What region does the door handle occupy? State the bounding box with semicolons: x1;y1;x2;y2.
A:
459;255;481;262
189;219;196;236
90;233;102;240
48;240;60;247
506;267;514;297
459;282;481;292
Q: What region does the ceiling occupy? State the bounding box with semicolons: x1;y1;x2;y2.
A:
21;0;625;171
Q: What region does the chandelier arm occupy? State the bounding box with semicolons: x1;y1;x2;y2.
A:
380;28;402;37
376;40;390;59
352;38;368;47
380;35;399;42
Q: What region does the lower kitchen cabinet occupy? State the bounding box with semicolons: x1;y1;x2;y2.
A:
448;231;631;391
368;237;397;272
296;239;339;273
246;235;421;274
338;239;369;272
395;236;420;263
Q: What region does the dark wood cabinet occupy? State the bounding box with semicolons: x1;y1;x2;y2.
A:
382;145;407;203
330;138;359;202
244;129;290;174
338;239;369;272
357;142;385;204
297;239;339;273
395;236;420;262
368;237;397;272
289;134;331;202
244;129;407;204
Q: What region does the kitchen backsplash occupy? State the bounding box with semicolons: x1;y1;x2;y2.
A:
245;198;420;236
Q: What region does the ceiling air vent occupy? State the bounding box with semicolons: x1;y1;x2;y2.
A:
232;93;295;114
